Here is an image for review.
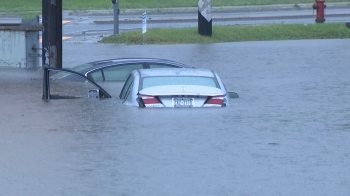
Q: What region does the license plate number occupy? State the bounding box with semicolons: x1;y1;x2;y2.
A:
172;97;194;107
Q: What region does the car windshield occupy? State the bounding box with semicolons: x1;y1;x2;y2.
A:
141;76;217;89
50;63;93;79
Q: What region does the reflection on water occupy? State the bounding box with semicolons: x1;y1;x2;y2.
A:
1;39;350;196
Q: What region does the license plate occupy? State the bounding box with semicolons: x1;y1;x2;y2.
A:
172;97;194;107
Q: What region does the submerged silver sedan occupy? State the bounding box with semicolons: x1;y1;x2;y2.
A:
119;68;238;108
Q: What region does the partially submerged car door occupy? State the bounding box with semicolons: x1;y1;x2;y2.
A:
42;67;111;100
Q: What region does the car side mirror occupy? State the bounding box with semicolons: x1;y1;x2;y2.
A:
228;91;239;99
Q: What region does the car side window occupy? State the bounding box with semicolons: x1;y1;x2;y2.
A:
103;64;143;81
119;74;134;99
148;63;176;68
89;70;104;82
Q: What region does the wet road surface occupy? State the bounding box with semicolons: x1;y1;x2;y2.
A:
1;39;350;195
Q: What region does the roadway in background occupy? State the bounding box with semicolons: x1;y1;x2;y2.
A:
57;3;350;43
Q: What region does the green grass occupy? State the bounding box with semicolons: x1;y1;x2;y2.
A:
100;23;350;45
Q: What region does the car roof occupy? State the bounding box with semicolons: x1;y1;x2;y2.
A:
136;68;216;78
87;58;190;67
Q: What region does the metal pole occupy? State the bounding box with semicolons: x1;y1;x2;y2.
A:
113;1;119;35
42;0;62;68
42;0;48;68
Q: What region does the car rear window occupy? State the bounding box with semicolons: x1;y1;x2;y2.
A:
142;76;217;89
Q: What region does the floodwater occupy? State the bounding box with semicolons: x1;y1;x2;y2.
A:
1;39;350;196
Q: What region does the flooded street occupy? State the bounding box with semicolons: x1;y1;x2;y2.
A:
1;39;350;195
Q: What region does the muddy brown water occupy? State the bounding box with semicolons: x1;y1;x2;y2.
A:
1;39;350;196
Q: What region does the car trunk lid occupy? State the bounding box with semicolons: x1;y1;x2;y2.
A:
138;85;226;107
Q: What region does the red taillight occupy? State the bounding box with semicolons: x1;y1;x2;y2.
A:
141;95;160;104
206;96;225;105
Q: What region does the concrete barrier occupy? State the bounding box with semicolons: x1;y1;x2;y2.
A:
0;16;42;68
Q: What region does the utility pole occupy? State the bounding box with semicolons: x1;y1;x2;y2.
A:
112;0;119;35
42;0;62;68
198;0;212;36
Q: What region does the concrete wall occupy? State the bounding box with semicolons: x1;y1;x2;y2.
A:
0;30;26;67
0;16;42;68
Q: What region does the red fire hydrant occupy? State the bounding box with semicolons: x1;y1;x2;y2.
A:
312;0;326;23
